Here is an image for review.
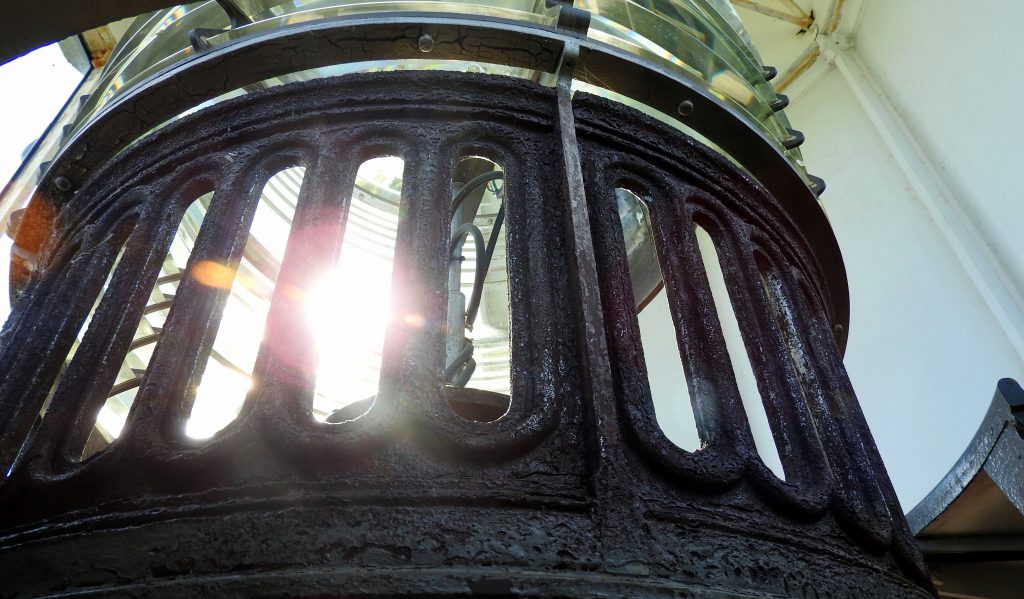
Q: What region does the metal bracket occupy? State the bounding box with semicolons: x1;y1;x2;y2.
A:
782;128;805;150
546;0;591;34
216;0;253;29
769;93;790;112
807;174;826;197
190;1;253;54
188;28;224;53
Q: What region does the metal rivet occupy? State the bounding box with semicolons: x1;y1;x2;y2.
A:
54;176;72;192
677;100;694;116
417;34;435;53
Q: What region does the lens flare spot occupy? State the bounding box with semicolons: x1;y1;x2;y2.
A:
403;313;425;328
192;260;236;289
282;283;308;304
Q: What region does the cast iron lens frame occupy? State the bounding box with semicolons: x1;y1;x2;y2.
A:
24;12;848;343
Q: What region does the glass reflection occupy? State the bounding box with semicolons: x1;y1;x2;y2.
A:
616;188;660;307
61;0;799;169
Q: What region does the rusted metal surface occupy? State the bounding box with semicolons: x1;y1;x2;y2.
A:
0;71;929;597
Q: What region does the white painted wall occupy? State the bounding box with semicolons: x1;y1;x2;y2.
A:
855;0;1024;297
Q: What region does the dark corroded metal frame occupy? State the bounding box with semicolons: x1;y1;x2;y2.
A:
14;13;845;343
0;71;929;597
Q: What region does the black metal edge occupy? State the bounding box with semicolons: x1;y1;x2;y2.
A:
0;1;184;65
915;535;1024;559
769;94;789;111
807;174;826;196
782;128;805;150
906;378;1024;535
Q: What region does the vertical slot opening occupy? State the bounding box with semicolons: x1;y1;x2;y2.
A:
619;189;700;451
186;167;304;438
314;156;403;423
444;157;511;423
79;192;212;458
46;236;131;460
695;224;785;479
63;246;127;369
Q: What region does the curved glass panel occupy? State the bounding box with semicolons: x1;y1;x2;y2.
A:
61;0;802;174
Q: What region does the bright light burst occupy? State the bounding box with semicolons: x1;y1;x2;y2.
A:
89;157;408;441
305;228;397;416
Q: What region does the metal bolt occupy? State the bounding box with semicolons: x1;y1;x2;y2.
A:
54;176;72;192
418;34;435;53
677;100;694;116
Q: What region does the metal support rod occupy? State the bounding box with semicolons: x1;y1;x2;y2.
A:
824;0;846;34
472;200;505;326
775;44;820;93
554;36;651;570
216;0;253;29
777;0;811;21
731;0;813;29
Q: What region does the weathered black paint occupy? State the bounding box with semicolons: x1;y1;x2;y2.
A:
0;72;931;597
